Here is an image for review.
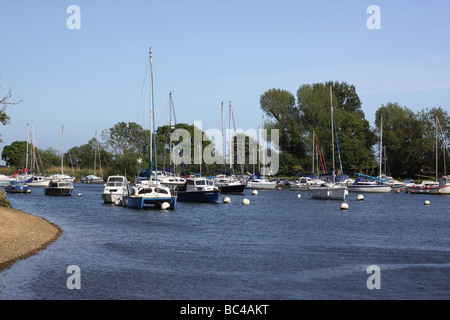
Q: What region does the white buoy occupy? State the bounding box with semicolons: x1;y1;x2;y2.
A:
223;197;231;204
242;198;250;205
252;190;258;195
341;203;349;210
424;200;431;206
356;194;364;201
161;202;171;210
297;194;301;198
77;193;82;196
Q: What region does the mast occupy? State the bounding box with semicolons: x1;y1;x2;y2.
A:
229;101;233;178
436;116;438;181
26;123;29;175
379;115;383;180
61;125;64;175
312;130;315;177
221;101;226;172
169;91;173;171
330;86;335;184
149;47;153;164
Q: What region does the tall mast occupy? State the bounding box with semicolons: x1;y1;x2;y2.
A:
26;123;29;173
169;91;173;171
149;47;153;164
221;101;226;170
312;130;314;177
436;116;438;181
229;101;233;176
330;86;335;184
61;125;64;175
379;115;383;179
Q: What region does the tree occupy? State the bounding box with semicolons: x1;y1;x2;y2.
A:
375;102;424;178
297;81;376;176
1;141;27;166
260;88;305;159
0;82;22;143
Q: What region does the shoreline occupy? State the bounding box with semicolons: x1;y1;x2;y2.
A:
0;206;62;272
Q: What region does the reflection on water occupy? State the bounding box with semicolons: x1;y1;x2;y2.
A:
1;184;449;299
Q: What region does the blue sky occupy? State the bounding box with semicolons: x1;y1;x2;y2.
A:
1;0;449;160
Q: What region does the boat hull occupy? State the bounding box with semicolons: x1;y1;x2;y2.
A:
309;186;348;200
44;187;73;196
177;191;220;202
347;185;392;193
217;183;246;194
123;195;176;209
5;187;30;193
246;182;276;190
102;192;127;204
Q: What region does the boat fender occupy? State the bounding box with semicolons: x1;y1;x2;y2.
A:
161;202;171;210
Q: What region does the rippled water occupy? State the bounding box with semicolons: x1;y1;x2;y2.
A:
1;183;449;300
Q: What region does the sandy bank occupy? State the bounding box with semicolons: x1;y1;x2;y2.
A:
0;206;62;271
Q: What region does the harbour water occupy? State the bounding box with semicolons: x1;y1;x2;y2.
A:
0;183;449;300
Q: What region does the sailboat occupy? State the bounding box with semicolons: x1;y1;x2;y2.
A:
123;47;177;209
154;92;186;191
81;132;104;184
309;87;348;200
246;115;277;190
214;101;246;194
408;116;450;194
348;116;391;193
44;125;74;196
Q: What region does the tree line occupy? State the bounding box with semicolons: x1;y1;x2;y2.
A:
261;81;450;179
2;80;450;181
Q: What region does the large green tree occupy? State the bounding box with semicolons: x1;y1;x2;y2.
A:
1;141;27;166
297;81;376;176
260;88;305;159
375;102;427;178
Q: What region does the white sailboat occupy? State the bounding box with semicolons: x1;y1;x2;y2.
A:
81;131;104;184
348;116;391;193
123;47;177;209
309;87;348;200
44;125;74;196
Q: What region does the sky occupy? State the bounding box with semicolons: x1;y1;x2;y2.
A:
1;0;449;163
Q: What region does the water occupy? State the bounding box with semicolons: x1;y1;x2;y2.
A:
1;184;449;300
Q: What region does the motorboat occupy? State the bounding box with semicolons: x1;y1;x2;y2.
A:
27;175;50;187
309;181;348;200
123;179;176;209
429;176;450;194
4;180;31;194
290;177;322;191
44;174;74;196
101;175;130;205
246;177;277;190
177;177;220;202
405;180;439;194
81;174;104;184
347;176;392;193
214;175;246;194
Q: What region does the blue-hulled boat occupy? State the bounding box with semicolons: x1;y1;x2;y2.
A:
4;180;31;194
177;177;220;203
123;179;177;209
